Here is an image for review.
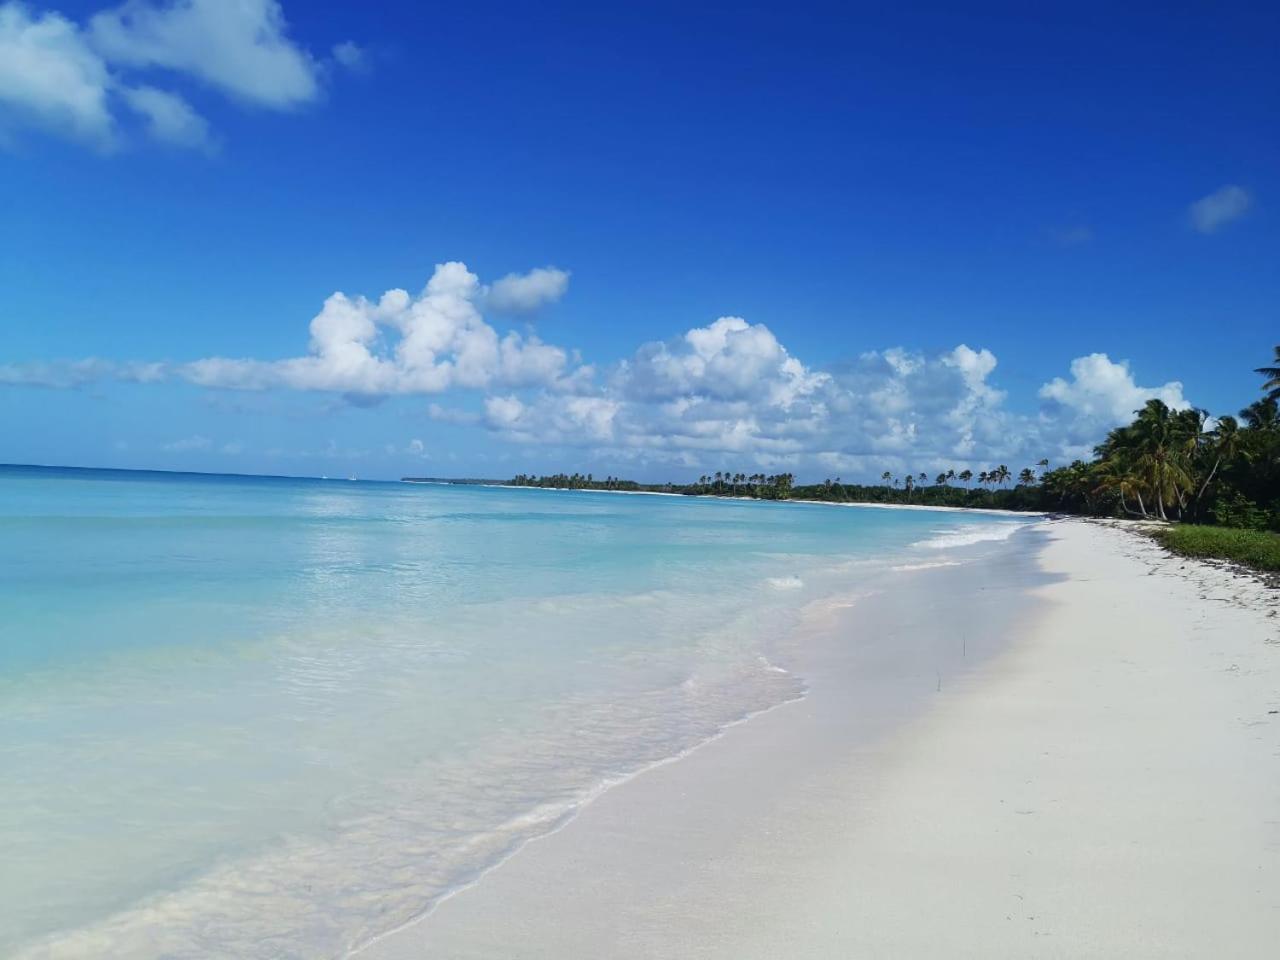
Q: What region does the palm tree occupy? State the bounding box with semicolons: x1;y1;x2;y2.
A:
881;470;892;487
1191;415;1243;514
1241;396;1279;431
1037;458;1050;477
1017;468;1035;487
903;473;915;502
1093;456;1149;517
958;469;973;485
993;465;1011;488
1256;344;1280;400
1121;399;1195;520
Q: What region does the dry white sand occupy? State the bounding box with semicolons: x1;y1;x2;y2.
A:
358;520;1280;959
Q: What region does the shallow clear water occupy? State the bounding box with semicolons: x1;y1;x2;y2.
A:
0;465;1028;958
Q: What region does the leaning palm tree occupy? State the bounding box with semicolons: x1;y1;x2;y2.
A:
1256;344;1280;400
1191;415;1244;513
1093;456;1149;517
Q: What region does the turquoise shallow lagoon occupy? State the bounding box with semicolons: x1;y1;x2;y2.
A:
0;465;1028;958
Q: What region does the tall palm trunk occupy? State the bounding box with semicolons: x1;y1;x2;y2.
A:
1192;456;1222;517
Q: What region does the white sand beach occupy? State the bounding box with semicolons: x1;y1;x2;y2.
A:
358;519;1280;959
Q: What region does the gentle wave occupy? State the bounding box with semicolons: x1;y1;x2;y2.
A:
891;559;966;572
913;522;1029;550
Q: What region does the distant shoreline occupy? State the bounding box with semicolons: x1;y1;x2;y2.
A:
475;481;1044;518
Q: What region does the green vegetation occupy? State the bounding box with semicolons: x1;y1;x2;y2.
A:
509;347;1280;570
1155;525;1280;572
509;472;647;492
1042;393;1279;530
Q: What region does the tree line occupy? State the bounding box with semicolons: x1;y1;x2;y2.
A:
508;347;1280;532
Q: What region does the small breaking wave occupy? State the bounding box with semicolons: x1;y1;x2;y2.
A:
756;656;790;675
913;523;1028;550
890;559;965;573
766;576;804;590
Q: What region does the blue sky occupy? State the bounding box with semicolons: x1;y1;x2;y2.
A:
1;1;1275;481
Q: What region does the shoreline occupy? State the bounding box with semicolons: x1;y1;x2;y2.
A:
360;519;1279;958
348;529;1039;959
484;481;1045;517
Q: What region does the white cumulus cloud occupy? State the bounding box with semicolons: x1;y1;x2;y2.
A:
180;261;578;397
0;3;116;147
2;259;1200;478
618;316;826;407
88;0;320;108
1038;353;1188;459
0;0;354;150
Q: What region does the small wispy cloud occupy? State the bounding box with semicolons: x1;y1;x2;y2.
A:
384;438;429;458
1048;224;1093;247
121;84;216;152
1189;184;1252;234
0;358;165;387
163;434;211;452
427;403;482;425
486;266;570;313
331;40;367;73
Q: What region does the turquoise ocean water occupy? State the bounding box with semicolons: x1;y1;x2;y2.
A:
0;465;1027;958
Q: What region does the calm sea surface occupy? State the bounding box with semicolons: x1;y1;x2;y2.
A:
0;465;1027;958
